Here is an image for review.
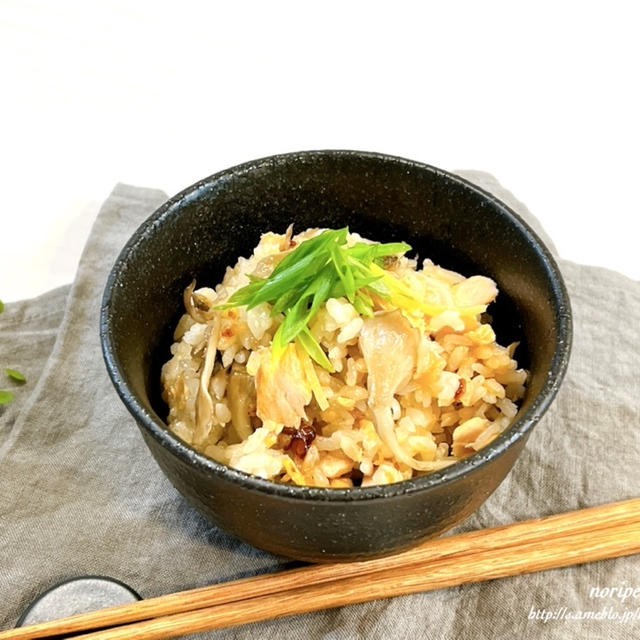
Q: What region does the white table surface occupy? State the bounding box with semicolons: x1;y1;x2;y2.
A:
2;1;638;303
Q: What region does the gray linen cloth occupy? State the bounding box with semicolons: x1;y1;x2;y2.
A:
1;176;638;640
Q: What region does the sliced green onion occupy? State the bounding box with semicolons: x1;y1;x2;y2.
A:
296;326;334;372
218;228;411;370
5;368;26;383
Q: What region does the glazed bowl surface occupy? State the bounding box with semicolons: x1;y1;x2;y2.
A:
100;150;571;561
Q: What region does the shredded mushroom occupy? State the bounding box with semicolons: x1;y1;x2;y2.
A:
227;363;256;442
280;223;294;250
194;313;221;444
184;280;218;324
359;310;442;471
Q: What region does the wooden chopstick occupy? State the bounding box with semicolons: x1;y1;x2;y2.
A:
73;519;640;640
2;498;639;640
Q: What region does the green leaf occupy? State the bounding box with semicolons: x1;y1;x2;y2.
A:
5;368;26;383
0;299;4;313
0;390;14;404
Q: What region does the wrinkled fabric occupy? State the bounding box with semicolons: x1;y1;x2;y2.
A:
0;178;638;639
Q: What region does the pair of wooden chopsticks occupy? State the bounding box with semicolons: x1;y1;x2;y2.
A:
2;498;639;640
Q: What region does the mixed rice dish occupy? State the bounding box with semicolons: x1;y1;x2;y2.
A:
161;227;527;488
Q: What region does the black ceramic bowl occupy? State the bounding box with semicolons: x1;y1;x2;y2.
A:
100;150;571;562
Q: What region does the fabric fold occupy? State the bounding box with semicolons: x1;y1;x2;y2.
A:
0;176;638;639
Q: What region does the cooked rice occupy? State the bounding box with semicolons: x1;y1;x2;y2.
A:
161;229;527;487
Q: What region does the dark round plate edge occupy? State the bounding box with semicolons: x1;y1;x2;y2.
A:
16;575;141;628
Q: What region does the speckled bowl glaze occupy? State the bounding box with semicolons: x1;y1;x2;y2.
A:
100;150;571;562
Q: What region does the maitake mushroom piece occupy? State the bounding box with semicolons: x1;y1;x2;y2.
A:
194;313;221;445
227;364;256;443
359;310;439;471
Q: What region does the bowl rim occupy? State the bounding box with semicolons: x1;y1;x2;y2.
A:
100;149;572;502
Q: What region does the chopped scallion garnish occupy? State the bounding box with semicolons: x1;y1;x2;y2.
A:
5;368;26;383
1;300;26;405
218;228;411;370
